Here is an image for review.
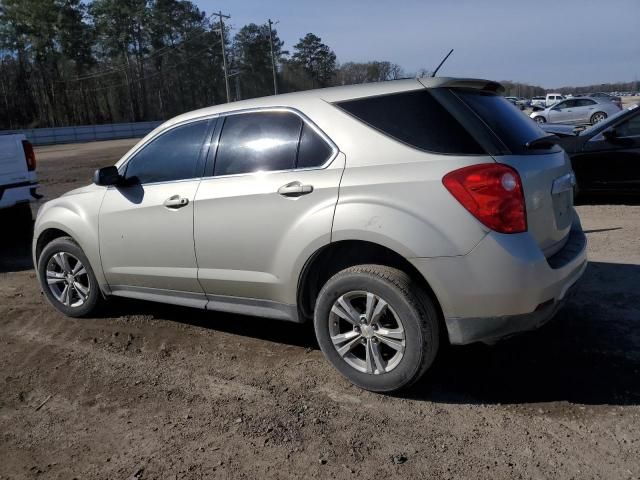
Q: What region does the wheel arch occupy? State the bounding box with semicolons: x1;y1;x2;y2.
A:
33;201;109;294
297;239;445;333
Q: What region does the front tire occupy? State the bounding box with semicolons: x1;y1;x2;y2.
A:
37;237;102;317
590;112;607;124
314;265;439;392
534;116;546;124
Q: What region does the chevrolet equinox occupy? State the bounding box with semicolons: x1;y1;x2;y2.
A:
33;77;587;392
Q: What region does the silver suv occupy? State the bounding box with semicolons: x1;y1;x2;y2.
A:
33;77;587;392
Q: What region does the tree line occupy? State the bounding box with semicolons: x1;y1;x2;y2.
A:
2;1;635;130
0;0;406;129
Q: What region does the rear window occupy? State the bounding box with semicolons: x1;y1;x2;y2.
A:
454;90;560;154
336;90;485;155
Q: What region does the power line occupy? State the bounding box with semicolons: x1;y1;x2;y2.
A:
64;41;220;94
59;10;219;83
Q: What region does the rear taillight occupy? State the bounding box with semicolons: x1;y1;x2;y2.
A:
442;163;527;234
22;140;36;171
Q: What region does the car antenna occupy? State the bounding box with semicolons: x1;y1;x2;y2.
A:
431;49;454;77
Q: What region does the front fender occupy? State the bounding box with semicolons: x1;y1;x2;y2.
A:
33;188;109;293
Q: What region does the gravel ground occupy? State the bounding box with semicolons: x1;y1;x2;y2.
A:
0;139;639;479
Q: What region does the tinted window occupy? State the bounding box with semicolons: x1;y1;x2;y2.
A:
616;114;640;137
576;99;596;107
560;100;578;108
125;120;209;184
214;112;302;176
455;90;558;154
337;90;484;154
297;124;333;168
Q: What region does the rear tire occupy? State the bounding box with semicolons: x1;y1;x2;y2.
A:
590;112;607;124
37;237;102;317
313;265;439;392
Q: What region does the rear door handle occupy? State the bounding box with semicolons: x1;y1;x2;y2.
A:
164;195;189;209
278;182;314;197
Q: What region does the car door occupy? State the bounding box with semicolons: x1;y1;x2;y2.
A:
193;109;344;307
575;111;640;192
548;100;575;123
574;98;598;123
99;118;214;300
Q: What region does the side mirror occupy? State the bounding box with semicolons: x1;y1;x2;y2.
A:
93;166;121;186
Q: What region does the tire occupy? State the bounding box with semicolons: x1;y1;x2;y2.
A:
590;112;607;124
313;265;439;392
534;116;546;124
37;236;102;317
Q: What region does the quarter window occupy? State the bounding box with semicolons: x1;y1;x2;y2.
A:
337;90;485;154
125;120;209;184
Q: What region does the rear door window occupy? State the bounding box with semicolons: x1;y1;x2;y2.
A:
336;90;485;154
297;123;334;168
214;111;302;176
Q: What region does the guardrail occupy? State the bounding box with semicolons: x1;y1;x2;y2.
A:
0;121;163;146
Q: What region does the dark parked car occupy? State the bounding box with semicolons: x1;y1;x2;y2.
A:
541;104;640;195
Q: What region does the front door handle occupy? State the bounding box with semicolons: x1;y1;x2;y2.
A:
278;182;314;197
164;195;189;209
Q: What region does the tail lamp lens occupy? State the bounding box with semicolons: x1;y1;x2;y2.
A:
442;163;527;234
22;140;36;171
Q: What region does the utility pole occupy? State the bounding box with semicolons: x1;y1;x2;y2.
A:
267;19;278;95
215;10;231;102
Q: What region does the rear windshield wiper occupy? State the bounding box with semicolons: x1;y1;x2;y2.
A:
525;134;560;150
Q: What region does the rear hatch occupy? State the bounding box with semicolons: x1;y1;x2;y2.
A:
435;87;574;257
0;134;29;182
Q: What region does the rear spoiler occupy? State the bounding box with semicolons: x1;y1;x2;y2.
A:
418;77;505;94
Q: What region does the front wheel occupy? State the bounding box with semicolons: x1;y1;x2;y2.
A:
37;237;102;317
590;112;607;124
314;265;439;392
533;116;546;124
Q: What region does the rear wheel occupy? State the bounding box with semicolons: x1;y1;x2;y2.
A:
590;112;607;124
37;237;102;317
314;265;439;392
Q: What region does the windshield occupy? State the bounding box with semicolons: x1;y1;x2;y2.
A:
454;89;559;154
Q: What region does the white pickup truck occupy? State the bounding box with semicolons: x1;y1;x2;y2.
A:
0;134;40;227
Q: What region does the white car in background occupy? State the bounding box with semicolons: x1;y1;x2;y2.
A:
531;96;546;108
0;134;39;229
530;97;621;125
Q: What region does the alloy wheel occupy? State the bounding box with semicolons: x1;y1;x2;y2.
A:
46;252;91;308
328;291;406;375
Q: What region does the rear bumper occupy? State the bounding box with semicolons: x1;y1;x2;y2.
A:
410;222;588;345
0;181;39;209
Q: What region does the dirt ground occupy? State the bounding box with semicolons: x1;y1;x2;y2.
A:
1;139;639;480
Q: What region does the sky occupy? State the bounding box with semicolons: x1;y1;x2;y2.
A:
194;0;639;89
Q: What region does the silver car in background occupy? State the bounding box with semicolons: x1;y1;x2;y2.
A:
33;77;587;392
530;96;621;125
